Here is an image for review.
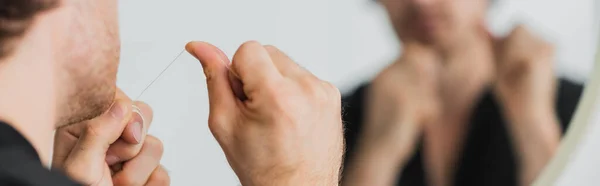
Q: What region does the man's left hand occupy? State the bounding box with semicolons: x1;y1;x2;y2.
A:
52;89;169;186
492;25;561;186
493;25;557;118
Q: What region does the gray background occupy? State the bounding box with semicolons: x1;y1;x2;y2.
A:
116;0;598;185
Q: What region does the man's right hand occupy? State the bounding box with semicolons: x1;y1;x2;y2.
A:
186;41;344;186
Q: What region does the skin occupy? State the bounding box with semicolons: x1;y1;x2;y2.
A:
1;0;344;185
0;0;169;185
53;90;169;186
186;41;344;186
343;0;560;186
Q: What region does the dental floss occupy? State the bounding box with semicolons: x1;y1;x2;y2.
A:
135;49;186;100
135;47;243;100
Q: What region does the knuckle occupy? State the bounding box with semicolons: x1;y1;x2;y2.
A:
263;80;285;95
83;124;101;140
237;40;263;56
151;168;171;185
263;45;280;54
264;45;291;60
298;74;316;87
144;136;164;156
304;79;329;102
207;115;229;138
325;81;341;100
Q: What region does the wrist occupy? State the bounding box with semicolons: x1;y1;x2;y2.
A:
247;173;338;186
502;104;561;156
501;99;555;124
243;166;339;186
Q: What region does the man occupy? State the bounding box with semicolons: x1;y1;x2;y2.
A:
0;0;344;185
342;0;582;186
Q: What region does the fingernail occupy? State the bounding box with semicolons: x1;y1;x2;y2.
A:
130;105;145;144
105;154;120;165
109;101;126;120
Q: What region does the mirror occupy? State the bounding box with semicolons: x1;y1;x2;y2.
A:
117;0;598;185
341;1;596;186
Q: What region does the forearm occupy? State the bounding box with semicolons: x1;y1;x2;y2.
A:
503;106;561;186
242;170;340;186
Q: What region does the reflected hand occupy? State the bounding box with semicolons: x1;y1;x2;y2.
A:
492;25;560;185
52;89;169;186
186;41;344;186
364;44;441;160
493;25;557;116
343;44;442;186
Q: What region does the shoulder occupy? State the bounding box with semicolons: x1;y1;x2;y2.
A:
0;122;81;186
0;149;81;186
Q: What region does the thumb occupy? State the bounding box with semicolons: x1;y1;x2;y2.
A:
63;99;131;182
185;41;239;114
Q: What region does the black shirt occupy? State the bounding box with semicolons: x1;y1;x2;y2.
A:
0;122;80;186
342;78;583;186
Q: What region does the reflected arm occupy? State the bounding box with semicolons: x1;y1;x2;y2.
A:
502;105;561;186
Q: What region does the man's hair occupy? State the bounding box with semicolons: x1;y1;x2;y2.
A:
0;0;57;59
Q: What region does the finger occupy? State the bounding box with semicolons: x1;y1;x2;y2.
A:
106;101;154;165
118;101;153;144
186;41;238;113
63;99;132;180
113;136;164;186
263;45;310;79
52;125;81;168
115;88;145;144
228;70;246;100
144;166;170;186
231;41;283;96
52;88;133;169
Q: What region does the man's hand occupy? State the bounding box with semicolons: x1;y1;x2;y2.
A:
343;44;442;186
52;90;169;186
494;25;557;116
186;41;344;186
492;25;560;185
363;43;441;156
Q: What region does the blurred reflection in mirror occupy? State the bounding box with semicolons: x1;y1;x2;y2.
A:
341;0;585;186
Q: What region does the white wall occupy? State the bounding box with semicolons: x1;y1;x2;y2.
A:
117;0;597;185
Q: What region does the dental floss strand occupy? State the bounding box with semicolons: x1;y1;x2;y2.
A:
135;49;186;100
135;46;242;100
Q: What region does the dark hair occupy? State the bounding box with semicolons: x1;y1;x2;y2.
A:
0;0;57;59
